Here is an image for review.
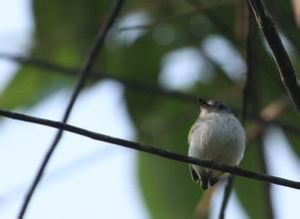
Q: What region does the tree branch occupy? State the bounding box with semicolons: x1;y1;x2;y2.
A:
0;109;299;189
247;0;300;112
17;0;125;218
119;0;237;32
218;176;235;219
0;53;196;103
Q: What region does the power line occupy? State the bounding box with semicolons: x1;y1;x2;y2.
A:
0;108;299;190
17;0;125;218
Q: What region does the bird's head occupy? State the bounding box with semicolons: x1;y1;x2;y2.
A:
198;97;232;116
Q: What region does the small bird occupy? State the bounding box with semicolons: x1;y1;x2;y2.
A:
188;98;246;190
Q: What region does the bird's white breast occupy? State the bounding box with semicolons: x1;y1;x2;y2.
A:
188;112;245;166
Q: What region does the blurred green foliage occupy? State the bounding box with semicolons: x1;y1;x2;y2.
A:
1;0;299;218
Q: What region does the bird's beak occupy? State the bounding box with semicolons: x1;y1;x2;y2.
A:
197;97;209;108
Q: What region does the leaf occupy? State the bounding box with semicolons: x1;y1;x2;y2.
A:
0;68;71;109
119;26;249;218
1;0;114;110
118;31;209;218
139;155;203;219
137;99;206;219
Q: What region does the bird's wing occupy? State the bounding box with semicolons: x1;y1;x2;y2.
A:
189;166;199;183
188;119;201;145
187;126;194;145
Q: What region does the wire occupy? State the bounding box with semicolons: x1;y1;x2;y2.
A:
0;108;299;190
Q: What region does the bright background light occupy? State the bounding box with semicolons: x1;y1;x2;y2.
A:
0;1;299;219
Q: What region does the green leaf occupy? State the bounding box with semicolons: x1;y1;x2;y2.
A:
1;0;115;110
0;68;70;109
136;99;205;219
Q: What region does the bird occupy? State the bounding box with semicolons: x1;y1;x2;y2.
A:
188;97;246;190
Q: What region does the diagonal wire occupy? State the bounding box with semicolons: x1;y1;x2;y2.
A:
0;108;300;189
17;0;125;218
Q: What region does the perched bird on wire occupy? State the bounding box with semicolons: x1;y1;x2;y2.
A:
188;97;246;190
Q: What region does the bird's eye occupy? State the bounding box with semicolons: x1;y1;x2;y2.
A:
218;103;226;110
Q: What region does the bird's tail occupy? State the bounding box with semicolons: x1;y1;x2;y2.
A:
200;170;221;190
200;171;210;190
